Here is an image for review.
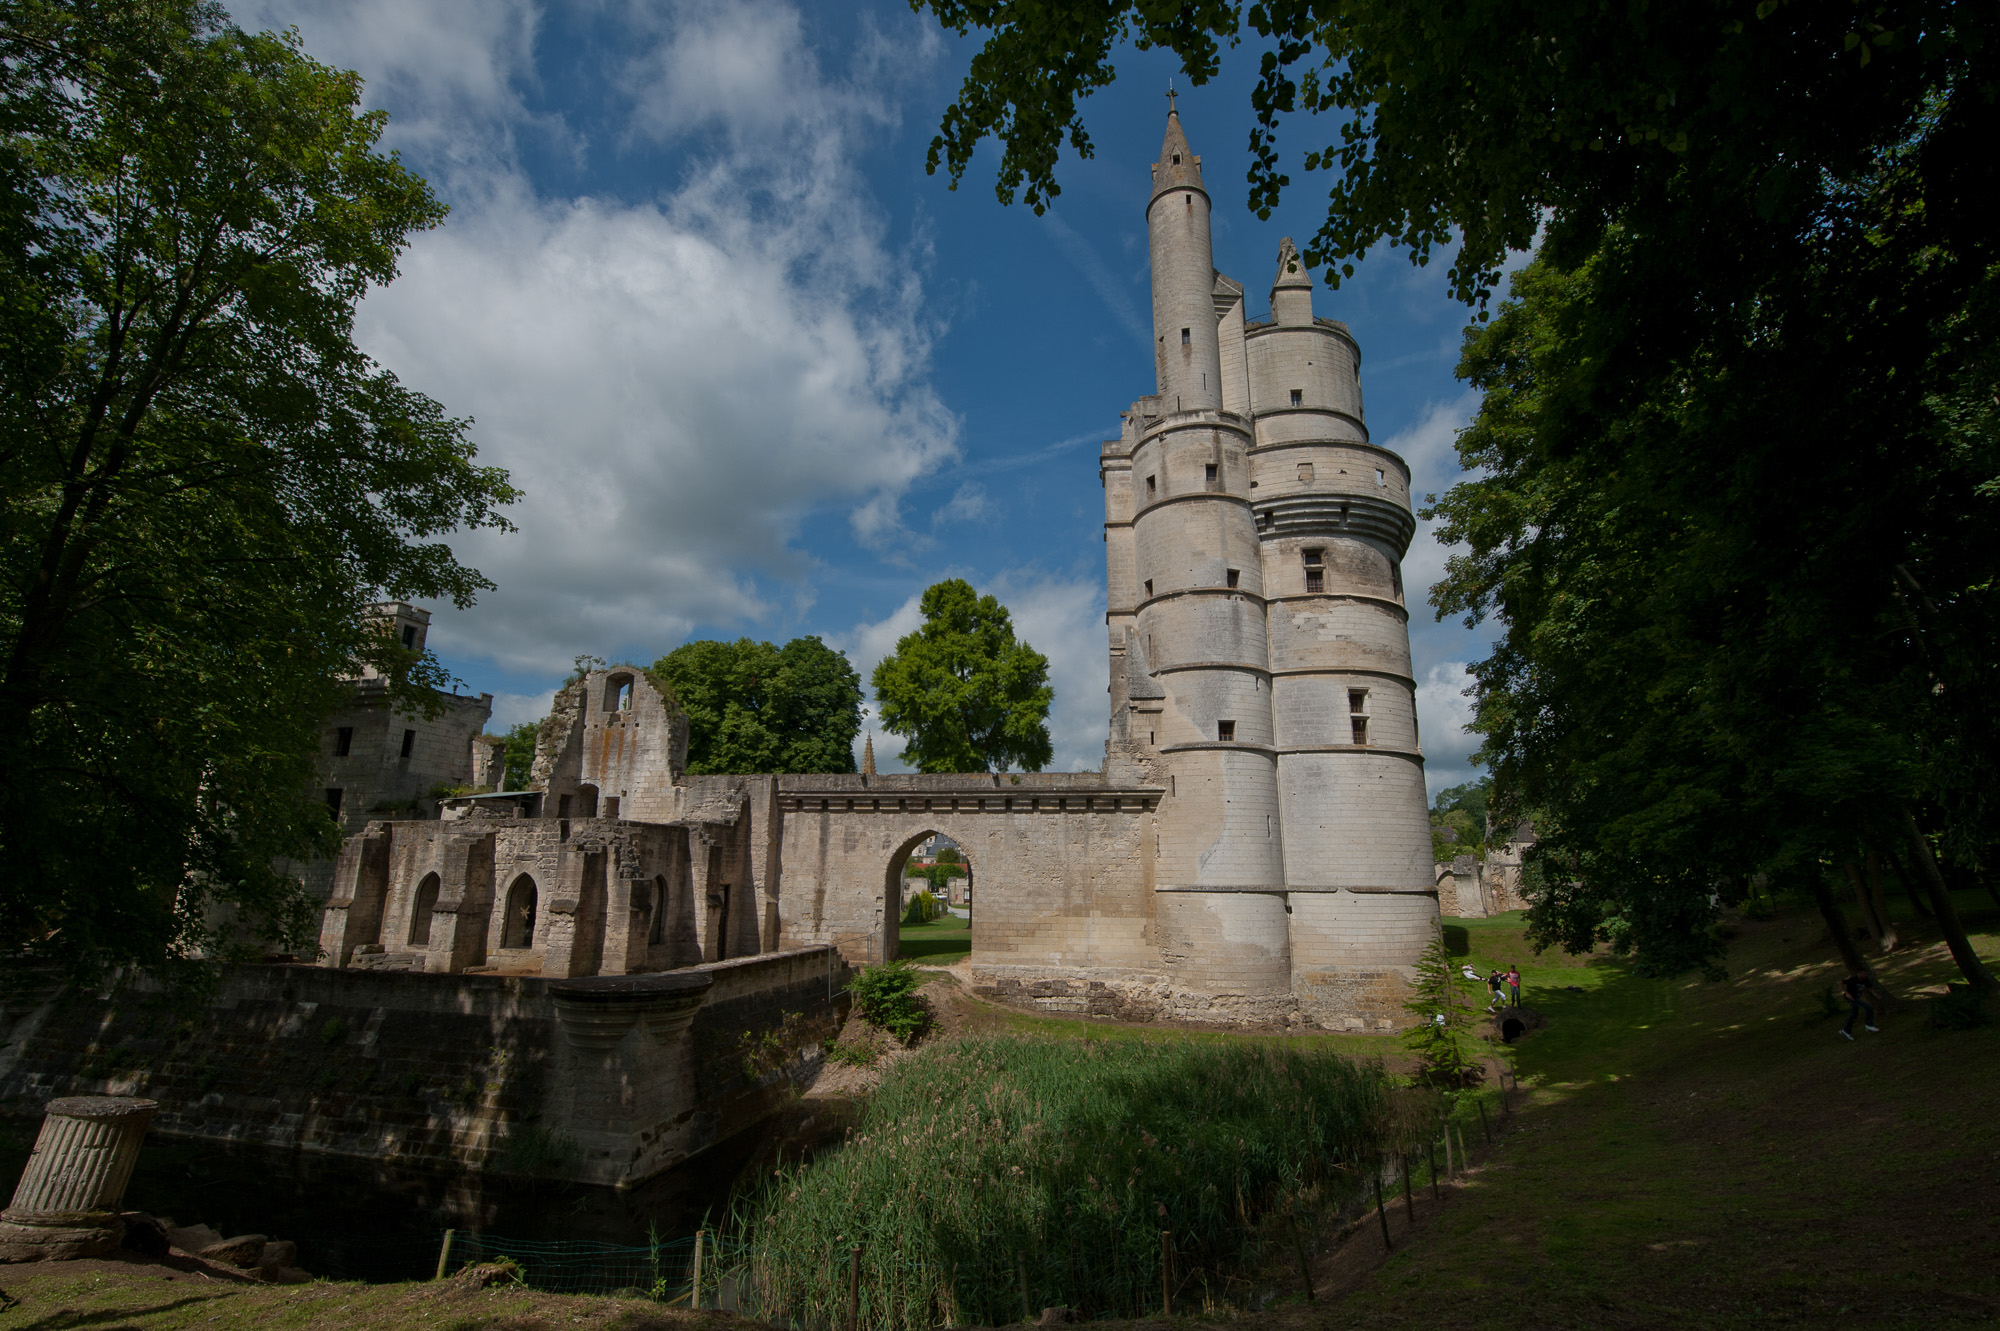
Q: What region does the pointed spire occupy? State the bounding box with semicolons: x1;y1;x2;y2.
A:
1149;101;1206;206
1271;236;1315;325
861;732;876;776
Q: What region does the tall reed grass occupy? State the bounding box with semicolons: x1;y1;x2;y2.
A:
730;1036;1388;1327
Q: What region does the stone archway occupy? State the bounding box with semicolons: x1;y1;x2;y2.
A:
884;829;975;965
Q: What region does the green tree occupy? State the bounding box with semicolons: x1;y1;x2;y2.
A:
915;0;1999;988
650;636;863;775
0;2;516;983
871;579;1052;773
935;844;962;866
1402;933;1479;1088
498;721;539;792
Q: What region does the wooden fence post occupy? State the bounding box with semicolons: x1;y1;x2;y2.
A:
1372;1165;1392;1250
433;1229;455;1281
692;1231;704;1311
1160;1229;1173;1317
1017;1250;1030;1324
847;1245;862;1331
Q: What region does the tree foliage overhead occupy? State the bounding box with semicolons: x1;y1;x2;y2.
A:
650;636;863;775
872;579;1053;774
0;1;516;982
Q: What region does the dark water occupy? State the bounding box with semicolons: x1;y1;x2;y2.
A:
0;1117;776;1283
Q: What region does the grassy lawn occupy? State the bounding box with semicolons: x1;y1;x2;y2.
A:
896;910;970;962
7;892;1994;1329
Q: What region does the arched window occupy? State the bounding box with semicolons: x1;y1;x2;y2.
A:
502;874;538;949
407;872;441;946
648;875;668;945
604;674;634;712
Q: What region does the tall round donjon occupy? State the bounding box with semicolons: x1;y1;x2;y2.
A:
1103;108;1437;1029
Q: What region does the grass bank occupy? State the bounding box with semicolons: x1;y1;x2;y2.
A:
730;1036;1390;1328
896;912;971;963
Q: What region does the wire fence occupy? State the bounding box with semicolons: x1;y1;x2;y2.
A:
440;1229;727;1303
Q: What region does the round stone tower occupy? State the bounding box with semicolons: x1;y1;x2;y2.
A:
1246;239;1439;1025
1103;108;1437;1028
1131;108;1291;1014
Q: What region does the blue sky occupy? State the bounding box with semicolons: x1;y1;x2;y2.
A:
236;0;1498;794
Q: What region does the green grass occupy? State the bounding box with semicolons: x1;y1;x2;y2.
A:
896;910;970;962
728;1036;1391;1329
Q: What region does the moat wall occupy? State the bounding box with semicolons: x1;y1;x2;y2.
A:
0;948;845;1190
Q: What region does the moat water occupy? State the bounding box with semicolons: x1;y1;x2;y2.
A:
0;1116;779;1283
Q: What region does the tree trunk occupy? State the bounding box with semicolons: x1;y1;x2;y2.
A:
1900;805;1996;994
1842;862;1884;946
1884;845;1933;917
1809;874;1868;975
1864;850;1897;951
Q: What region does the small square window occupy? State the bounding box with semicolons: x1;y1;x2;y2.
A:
1348;689;1368;714
400;728;416;758
1217;720;1235;742
1303;547;1323;566
1298;462;1314;483
1289;389;1303;406
1226;569;1240;589
1305;568;1324;594
1351;716;1369;745
1181;328;1191;346
334;726;353;757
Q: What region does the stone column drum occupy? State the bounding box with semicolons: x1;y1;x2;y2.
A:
0;1095;157;1261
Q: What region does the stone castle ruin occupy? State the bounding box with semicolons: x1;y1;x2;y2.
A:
314;108;1441;1032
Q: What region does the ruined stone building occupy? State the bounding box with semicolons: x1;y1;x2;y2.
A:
315;109;1439;1029
300;603;493;900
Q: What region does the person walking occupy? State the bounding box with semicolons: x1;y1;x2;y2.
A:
1838;969;1879;1041
1505;965;1522;1007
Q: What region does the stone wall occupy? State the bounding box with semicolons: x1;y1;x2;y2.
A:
0;948;845;1189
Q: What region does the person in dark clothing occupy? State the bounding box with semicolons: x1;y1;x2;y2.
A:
1839;970;1879;1040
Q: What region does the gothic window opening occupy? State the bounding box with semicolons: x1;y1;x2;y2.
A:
502;875;538;949
408;872;440;946
605;674;634;712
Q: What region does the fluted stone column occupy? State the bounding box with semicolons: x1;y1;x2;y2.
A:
0;1096;156;1261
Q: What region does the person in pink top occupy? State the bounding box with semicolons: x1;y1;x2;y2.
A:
1505;965;1522;1007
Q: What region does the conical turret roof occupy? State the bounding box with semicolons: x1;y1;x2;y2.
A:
1149;108;1207;206
1272;237;1312;290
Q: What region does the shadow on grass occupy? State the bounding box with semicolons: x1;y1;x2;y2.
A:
898;936;971;961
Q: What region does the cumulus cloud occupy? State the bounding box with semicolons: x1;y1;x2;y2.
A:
237;0;956;678
834;571;1108;774
1415;660;1481;800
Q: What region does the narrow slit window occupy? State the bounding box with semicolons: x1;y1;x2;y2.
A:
1205;463;1218;489
400;729;416;758
1144;579;1154;598
325;788;343;816
1289;389;1303;406
400;624;417;649
1146;475;1157;498
334;726;353;757
1226;568;1240;589
1181;328;1190;346
1217;720;1235;742
1376;468;1386;486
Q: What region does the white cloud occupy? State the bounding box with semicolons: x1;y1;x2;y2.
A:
486;689;558;732
238;0;956;678
1383;388;1480;611
1416;660;1481;799
833;572;1107;774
